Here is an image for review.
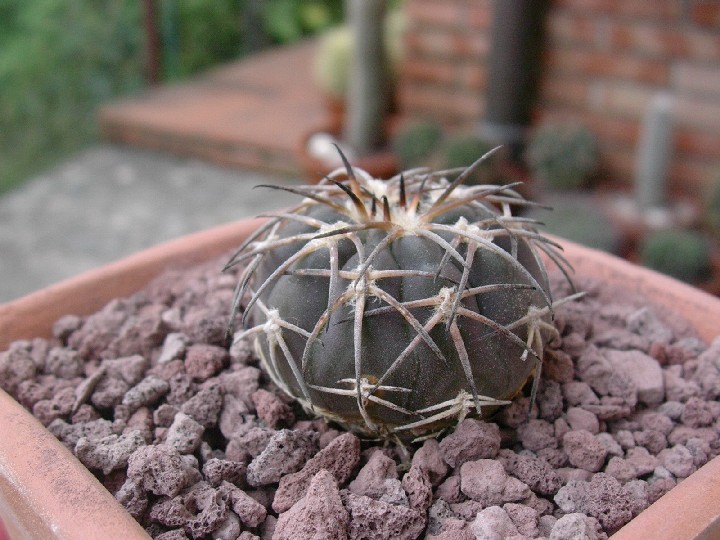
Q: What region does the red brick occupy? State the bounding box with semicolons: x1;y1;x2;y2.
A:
467;3;493;30
675;95;720;131
679;29;720;62
588;82;657;118
538;76;591;110
672;63;720;98
459;63;487;90
675;128;720;160
404;58;485;90
690;2;720;29
545;48;670;85
546;12;601;47
399;84;483;123
533;107;641;148
607;22;681;57
582;112;641;147
402;58;460;85
405;29;490;59
552;0;682;22
668;159;716;194
405;0;468;28
584;135;717;194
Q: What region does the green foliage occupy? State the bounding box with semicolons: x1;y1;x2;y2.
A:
640;229;712;284
0;0;344;194
230;165;571;440
0;0;144;193
172;0;243;76
527;200;620;254
263;0;344;44
526;122;599;191
392;120;443;169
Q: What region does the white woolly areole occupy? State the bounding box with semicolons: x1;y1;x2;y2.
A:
306;221;350;250
454;216;492;242
434;286;456;321
263;309;282;339
391;206;423;232
365;178;391;201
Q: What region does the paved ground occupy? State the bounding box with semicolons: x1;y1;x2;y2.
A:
0;145;301;303
99;40;325;175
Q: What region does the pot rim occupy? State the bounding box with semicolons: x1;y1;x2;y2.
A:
0;218;718;539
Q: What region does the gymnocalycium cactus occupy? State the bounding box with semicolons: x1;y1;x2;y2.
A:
227;150;578;441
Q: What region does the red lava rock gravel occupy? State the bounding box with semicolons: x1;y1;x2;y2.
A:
2;256;720;539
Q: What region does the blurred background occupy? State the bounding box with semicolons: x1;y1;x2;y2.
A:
1;0;719;301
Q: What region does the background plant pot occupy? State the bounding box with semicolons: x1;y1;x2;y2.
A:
296;122;399;183
0;219;719;538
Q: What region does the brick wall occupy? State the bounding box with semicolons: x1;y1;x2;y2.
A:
399;0;720;195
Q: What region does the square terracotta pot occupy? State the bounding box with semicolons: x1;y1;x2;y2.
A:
0;219;719;539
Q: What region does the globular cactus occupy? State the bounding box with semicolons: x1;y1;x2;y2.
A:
526;122;599;191
442;134;503;185
640;229;711;284
227;151;577;440
392;120;443;169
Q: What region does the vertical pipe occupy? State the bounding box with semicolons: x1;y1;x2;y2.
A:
143;0;161;85
481;0;547;154
343;0;389;155
635;92;674;210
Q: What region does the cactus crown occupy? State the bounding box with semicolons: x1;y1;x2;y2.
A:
227;150;578;441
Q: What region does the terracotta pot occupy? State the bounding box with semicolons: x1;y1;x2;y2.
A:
1;218;719;539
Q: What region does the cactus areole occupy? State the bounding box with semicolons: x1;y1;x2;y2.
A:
227;150;576;441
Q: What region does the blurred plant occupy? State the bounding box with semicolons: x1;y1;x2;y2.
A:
442;134;501;185
171;0;243;77
0;0;144;193
0;0;345;194
705;173;720;236
526;122;599;191
640;229;712;284
527;200;621;254
314;9;405;107
314;25;353;101
392;120;443;169
263;0;344;45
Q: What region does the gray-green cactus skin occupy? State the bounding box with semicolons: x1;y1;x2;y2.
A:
228;152;575;440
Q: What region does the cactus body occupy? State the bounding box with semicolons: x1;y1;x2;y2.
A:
228;154;573;440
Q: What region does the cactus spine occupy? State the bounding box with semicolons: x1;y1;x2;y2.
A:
227;151;577;440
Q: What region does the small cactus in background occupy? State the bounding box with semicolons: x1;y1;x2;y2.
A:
392;120;443;169
313;10;405;104
313;25;352;101
442;134;503;185
526;199;621;255
226;152;578;440
640;229;712;284
526;122;599;191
